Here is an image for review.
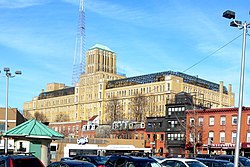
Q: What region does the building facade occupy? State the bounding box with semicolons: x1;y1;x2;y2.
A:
185;107;250;157
23;44;235;124
0;107;26;133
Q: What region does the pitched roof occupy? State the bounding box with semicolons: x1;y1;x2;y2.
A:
89;44;114;52
3;119;64;140
89;115;98;121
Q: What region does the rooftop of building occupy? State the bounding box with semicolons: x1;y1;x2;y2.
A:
106;71;228;94
89;43;114;52
38;86;75;100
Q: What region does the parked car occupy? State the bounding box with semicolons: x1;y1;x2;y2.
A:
213;155;250;167
72;155;108;167
160;158;207;167
47;160;96;167
151;156;166;163
196;158;234;167
105;154;161;167
0;154;45;167
60;157;73;161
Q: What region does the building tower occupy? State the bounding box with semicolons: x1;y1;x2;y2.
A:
86;44;117;74
72;0;85;85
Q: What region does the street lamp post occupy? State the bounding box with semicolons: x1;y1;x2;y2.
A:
223;10;250;167
1;68;21;155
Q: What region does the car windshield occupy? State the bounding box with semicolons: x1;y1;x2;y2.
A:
92;156;109;164
186;161;207;167
13;158;44;167
134;161;161;167
239;157;250;166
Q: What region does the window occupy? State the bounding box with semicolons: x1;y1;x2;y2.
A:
220;131;225;143
168;108;171;116
160;134;164;141
232;116;237;125
208;131;214;144
140;133;144;140
209;117;214;126
248;116;250;124
198;117;203;126
147;134;150;141
190;133;194;142
198;132;202;142
232;132;236;143
190;118;195;126
220;116;226;125
247;132;250;142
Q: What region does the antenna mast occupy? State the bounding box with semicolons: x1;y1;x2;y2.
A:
72;0;85;85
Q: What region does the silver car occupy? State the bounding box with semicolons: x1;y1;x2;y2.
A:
160;158;207;167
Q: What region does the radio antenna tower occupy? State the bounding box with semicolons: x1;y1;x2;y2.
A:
72;0;85;85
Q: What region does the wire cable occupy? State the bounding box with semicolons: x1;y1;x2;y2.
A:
182;33;242;73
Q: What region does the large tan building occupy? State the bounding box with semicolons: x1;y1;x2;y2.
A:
23;44;235;124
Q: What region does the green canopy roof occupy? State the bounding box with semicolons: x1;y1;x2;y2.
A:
3;119;64;140
89;43;114;52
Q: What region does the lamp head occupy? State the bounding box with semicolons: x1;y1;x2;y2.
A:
15;71;22;75
4;68;10;72
223;10;235;19
230;20;242;27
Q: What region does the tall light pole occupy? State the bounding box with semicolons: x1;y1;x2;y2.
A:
223;10;250;167
1;68;21;155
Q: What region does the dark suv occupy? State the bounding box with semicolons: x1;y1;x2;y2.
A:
0;154;45;167
214;155;250;167
105;155;161;167
72;155;108;167
196;158;234;167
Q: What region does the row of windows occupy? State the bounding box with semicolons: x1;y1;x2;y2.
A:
208;116;238;126
37;97;75;108
207;131;250;143
146;134;164;141
53;125;79;134
189;115;250;126
106;85;166;98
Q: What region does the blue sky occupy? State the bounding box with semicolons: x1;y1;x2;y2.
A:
0;0;250;111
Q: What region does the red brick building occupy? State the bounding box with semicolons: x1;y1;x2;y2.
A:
186;107;250;157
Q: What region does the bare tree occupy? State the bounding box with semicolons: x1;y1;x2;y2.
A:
23;110;32;120
54;112;70;122
186;109;204;156
130;93;147;122
34;112;48;122
96;125;111;138
105;96;124;124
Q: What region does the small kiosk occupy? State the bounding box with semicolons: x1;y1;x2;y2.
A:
3;119;64;166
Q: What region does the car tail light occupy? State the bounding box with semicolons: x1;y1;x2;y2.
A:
97;165;106;167
9;159;13;167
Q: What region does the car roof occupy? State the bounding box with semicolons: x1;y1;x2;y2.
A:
0;154;38;159
108;155;157;162
160;158;199;163
61;160;94;164
196;158;231;163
